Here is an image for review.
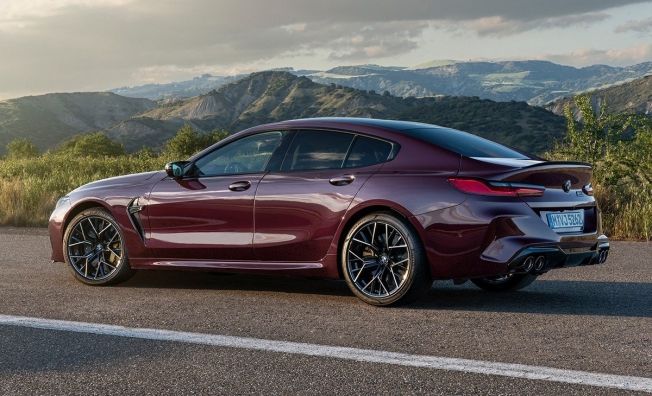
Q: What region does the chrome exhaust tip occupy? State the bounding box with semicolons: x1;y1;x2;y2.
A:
522;256;535;272
534;256;546;271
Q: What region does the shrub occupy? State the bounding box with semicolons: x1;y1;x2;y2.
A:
55;132;126;157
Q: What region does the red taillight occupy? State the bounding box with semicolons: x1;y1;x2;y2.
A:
448;178;545;197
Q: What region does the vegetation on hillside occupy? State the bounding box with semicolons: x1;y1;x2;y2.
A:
546;95;652;240
0;106;650;240
0;126;222;226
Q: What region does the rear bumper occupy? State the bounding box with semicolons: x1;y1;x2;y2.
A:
503;235;609;275
415;198;611;279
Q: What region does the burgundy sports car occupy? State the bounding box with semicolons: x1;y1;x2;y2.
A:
49;118;609;305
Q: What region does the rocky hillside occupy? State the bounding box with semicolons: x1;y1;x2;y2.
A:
0;92;155;152
547;75;652;117
109;71;565;154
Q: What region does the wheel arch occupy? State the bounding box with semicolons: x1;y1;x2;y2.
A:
334;203;426;279
62;199;112;235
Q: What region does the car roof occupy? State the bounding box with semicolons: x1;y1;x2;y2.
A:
243;117;446;134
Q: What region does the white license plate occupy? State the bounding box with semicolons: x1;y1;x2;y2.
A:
543;210;584;232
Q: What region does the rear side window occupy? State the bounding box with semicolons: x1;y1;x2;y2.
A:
281;130;354;171
406;127;529;159
344;136;393;168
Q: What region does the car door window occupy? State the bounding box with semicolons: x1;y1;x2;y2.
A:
193;131;284;176
344;136;393;168
281;130;354;171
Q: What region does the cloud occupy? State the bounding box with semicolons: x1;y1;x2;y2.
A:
540;43;652;66
460;12;610;36
327;22;427;61
615;16;652;33
0;0;650;98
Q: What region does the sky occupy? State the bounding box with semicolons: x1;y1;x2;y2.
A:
1;0;652;99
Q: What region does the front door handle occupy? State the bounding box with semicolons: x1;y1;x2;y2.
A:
228;181;251;191
329;175;355;186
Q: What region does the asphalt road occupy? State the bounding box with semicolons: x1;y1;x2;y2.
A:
0;227;650;395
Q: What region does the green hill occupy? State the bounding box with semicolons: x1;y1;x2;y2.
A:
547;75;652;117
0;92;155;153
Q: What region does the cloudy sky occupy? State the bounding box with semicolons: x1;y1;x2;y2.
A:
1;0;652;99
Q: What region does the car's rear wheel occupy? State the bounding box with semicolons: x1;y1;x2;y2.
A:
63;208;134;285
341;213;431;306
471;273;537;292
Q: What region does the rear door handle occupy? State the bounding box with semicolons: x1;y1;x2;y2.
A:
228;181;251;191
329;175;355;186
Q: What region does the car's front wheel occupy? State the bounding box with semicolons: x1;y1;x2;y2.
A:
63;208;134;285
471;273;537;292
341;213;431;306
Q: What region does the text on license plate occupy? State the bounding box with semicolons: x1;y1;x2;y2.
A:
544;210;584;232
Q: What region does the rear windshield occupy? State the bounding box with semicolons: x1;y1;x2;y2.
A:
405;127;529;159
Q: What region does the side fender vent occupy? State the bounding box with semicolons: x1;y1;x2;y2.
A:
127;198;145;241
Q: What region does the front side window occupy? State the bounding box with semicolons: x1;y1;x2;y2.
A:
281;130;354;171
193;131;284;176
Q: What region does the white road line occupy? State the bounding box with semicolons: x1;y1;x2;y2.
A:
0;314;650;393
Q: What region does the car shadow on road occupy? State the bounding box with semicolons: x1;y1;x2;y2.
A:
417;280;652;318
119;271;651;318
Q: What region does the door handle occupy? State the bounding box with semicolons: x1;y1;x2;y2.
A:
329;175;355;186
228;181;251;191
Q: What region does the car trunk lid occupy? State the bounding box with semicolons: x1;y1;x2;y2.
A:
459;157;597;234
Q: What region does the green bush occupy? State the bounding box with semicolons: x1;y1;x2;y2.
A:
55;132;125;157
162;124;228;160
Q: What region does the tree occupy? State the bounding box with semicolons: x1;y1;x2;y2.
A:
163;124;229;159
6;138;39;159
56;132;125;157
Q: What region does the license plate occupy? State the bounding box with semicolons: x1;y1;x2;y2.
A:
543;210;584;232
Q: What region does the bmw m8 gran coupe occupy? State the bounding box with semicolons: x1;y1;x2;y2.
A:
49;118;610;305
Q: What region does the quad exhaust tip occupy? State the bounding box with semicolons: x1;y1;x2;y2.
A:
523;256;535;273
534;256;546;271
598;250;609;264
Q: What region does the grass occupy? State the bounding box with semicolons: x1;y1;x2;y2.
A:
0;154;164;226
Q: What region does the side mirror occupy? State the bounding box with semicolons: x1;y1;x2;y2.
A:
165;161;189;178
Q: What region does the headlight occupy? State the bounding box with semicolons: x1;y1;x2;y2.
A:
55;196;71;209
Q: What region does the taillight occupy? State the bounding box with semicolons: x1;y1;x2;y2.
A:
448;178;545;197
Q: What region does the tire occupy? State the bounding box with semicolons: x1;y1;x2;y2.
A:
471;273;537;292
341;212;431;306
62;208;134;286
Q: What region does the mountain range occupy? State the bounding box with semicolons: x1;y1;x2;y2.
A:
2;62;650;157
110;60;652;106
106;71;565;154
0;71;566;155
